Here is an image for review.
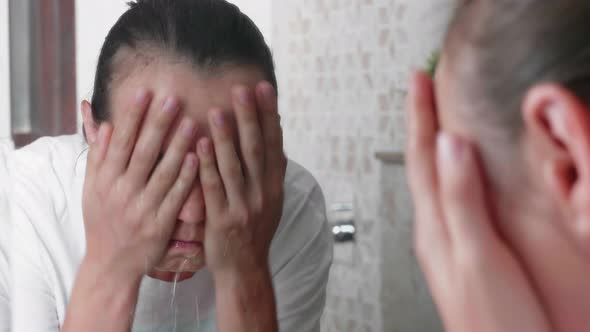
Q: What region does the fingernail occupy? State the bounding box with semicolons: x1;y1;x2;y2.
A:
437;132;465;167
235;87;249;105
212;111;224;127
163;97;178;113
261;82;275;99
182;120;195;137
136;89;148;104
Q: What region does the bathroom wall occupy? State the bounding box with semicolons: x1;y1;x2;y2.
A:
272;0;457;330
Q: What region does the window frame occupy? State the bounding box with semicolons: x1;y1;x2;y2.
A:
9;0;77;147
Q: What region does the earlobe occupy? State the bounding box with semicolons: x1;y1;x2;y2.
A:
81;100;99;144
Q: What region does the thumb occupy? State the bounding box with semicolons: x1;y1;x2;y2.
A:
436;132;499;250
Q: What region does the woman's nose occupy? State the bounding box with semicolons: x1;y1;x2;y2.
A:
178;185;205;224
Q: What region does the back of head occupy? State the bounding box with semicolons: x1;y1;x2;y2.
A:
443;0;590;140
439;4;590;324
91;0;276;124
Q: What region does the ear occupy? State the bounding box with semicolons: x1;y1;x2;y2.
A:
523;83;590;254
81;100;99;144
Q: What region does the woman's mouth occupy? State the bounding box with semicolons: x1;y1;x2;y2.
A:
168;240;203;254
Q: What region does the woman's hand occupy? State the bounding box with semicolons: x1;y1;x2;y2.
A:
198;82;286;276
197;82;286;332
406;72;552;332
82;91;199;281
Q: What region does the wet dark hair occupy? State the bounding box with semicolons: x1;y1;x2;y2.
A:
90;0;277;124
444;0;590;140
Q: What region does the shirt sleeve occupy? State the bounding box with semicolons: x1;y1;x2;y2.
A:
8;153;61;332
271;181;334;332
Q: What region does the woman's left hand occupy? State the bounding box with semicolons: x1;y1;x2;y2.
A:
406;71;552;332
197;81;285;332
198;81;287;277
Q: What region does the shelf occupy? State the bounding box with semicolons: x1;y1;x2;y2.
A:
375;151;405;165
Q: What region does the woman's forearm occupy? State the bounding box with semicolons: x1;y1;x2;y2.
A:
61;259;141;332
214;267;278;332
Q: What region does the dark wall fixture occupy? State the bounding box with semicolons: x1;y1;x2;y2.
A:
9;0;77;147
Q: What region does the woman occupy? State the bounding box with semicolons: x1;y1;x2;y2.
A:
8;1;332;331
407;1;590;331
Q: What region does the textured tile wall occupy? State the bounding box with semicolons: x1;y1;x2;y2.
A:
272;0;457;331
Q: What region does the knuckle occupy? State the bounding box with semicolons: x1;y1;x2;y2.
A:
139;223;157;241
116;128;135;150
244;141;264;158
219;223;239;236
230;205;250;226
130;101;146;116
94;183;109;200
251;192;265;212
171;179;190;199
202;176;222;192
178;165;195;184
154;166;177;185
133;142;152;165
152;111;172;130
124;209;143;231
114;180;133;203
226;162;244;179
200;153;215;167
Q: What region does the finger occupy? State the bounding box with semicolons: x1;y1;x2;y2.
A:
86;123;113;182
437;133;498;249
154;153;199;235
405;71;443;217
406;71;439;205
103;89;151;180
126;97;183;186
256;82;286;177
198;138;226;215
208;109;245;205
404;72;449;255
233;86;265;184
143;117;197;207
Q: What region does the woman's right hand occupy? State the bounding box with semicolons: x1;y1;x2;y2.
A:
81;90;199;282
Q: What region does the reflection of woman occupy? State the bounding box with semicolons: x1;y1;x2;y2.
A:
9;1;332;331
408;1;590;331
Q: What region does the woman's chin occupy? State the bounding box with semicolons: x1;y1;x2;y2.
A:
148;255;205;281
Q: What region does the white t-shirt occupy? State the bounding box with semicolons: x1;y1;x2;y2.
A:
0;146;10;332
8;135;333;332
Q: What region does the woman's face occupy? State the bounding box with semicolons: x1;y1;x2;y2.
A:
106;56;267;275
